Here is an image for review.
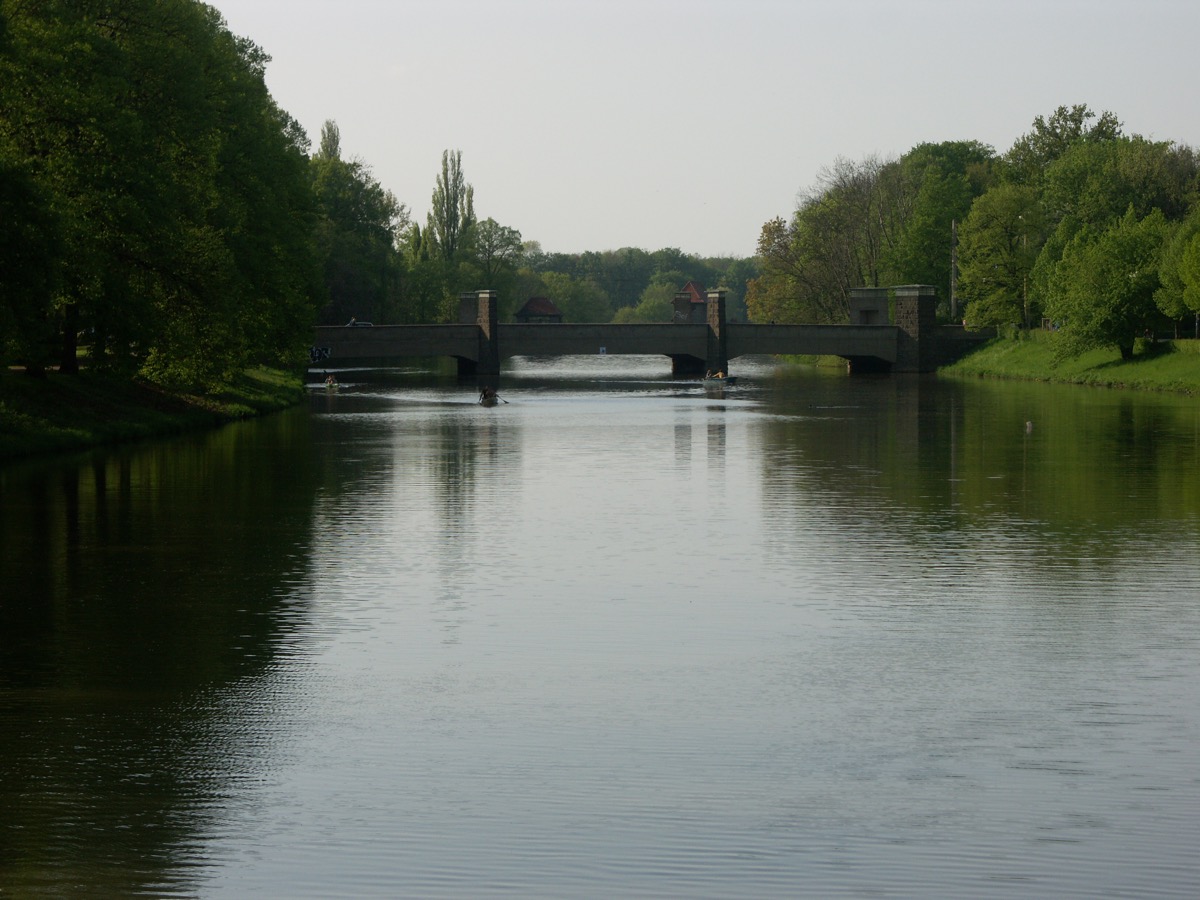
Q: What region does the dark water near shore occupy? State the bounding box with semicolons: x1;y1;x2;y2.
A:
2;357;1199;897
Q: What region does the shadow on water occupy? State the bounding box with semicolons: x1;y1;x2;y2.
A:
0;408;326;896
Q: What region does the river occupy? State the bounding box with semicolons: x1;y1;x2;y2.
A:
2;357;1198;897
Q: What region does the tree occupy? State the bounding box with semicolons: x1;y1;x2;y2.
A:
1043;136;1200;228
1003;103;1123;186
427;149;475;264
1156;207;1200;335
884;141;996;310
0;0;319;388
711;256;759;322
1044;208;1169;359
420;149;478;320
539;272;612;323
310;120;408;325
573;248;656;311
470;218;523;290
749;155;912;325
957;183;1044;328
0;155;61;374
398;222;444;323
612;274;679;323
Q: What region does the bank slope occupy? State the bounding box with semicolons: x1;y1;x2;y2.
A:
940;333;1200;394
0;368;305;462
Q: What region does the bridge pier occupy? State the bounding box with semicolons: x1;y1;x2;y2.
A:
892;285;938;373
706;290;728;375
669;290;728;376
456;290;500;382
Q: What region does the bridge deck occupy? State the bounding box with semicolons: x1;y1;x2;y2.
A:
312;322;899;367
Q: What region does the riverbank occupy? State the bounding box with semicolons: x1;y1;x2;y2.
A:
0;367;306;462
940;331;1200;394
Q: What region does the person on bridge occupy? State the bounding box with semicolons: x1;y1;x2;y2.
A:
346;316;357;326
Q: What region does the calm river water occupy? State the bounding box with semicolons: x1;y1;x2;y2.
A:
2;357;1199;898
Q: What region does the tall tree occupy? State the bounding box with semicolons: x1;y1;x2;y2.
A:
0;0;319;387
1003;103;1123;186
470;218;523;290
1156;206;1200;335
956;183;1044;328
884;141;996;309
421;149;477;320
427;149;475;264
1042;136;1199;228
0;154;61;374
310;120;408;325
749;155;913;324
1044;208;1169;359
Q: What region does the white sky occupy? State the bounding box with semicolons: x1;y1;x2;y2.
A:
214;0;1200;259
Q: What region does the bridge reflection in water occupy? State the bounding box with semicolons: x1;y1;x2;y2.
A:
310;285;986;382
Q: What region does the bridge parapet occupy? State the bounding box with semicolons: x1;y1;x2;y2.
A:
313;323;479;366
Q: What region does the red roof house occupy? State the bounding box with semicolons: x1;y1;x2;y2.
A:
514;297;564;323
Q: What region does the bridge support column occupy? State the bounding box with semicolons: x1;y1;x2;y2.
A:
455;290;501;381
893;284;937;373
706;290;728;375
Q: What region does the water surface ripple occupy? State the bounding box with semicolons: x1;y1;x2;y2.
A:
2;358;1197;897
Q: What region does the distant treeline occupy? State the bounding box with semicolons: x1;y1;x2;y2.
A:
750;104;1200;360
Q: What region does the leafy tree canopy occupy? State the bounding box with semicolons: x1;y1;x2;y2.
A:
310;120;408;325
539;272;612;323
1003;103;1123;186
957;183;1044;329
1156;206;1200;321
1043;135;1200;228
1044;207;1169;359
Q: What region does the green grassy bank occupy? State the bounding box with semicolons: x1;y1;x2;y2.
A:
0;367;306;462
940;331;1200;395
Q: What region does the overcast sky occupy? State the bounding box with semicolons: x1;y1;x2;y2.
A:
214;0;1200;259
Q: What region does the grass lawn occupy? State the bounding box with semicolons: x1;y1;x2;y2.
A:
941;331;1200;395
0;367;305;462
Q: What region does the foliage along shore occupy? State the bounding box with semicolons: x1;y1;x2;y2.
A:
939;330;1200;394
0;368;305;463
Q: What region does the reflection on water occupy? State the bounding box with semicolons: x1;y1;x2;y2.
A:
0;411;320;896
2;357;1199;897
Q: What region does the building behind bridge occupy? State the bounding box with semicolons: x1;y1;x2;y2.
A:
514;297;564;324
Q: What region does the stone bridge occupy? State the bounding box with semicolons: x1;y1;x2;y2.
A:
309;285;986;380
